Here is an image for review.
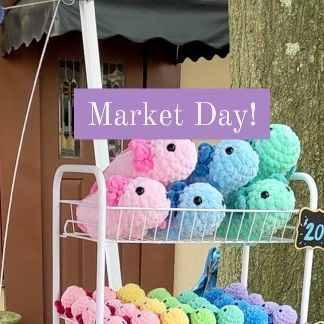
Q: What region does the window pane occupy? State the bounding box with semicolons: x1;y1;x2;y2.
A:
59;59;82;158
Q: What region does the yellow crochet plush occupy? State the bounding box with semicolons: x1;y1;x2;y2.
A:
134;296;149;307
161;308;189;324
117;283;146;303
139;298;167;315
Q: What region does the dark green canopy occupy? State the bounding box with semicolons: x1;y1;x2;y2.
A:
2;0;229;62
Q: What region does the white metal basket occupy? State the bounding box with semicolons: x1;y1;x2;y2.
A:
52;165;318;324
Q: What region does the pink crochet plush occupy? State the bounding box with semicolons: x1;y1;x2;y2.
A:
93;287;117;303
71;296;95;319
96;140;197;187
106;299;124;313
78;301;111;324
104;316;129;324
115;303;141;318
130;311;160;324
76;176;170;239
55;285;87;318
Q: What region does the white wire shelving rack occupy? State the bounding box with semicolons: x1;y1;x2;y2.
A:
52;164;318;324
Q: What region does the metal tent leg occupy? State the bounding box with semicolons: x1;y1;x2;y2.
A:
241;244;250;288
291;173;318;324
78;1;122;320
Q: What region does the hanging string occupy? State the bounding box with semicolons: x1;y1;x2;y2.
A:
0;0;62;302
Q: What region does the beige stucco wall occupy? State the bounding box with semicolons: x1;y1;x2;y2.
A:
173;56;230;295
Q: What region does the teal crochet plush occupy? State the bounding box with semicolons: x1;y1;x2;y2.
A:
217;178;296;240
177;291;198;304
216;305;244;324
190;308;217;324
249;124;300;180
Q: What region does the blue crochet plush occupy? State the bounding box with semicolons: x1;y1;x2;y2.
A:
213;294;236;308
235;300;268;324
249;124;300;181
157;181;225;240
203;288;225;304
187;140;259;203
217;178;296;241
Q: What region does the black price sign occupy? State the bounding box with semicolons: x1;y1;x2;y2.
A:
295;208;324;250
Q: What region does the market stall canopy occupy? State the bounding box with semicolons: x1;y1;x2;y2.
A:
1;0;229;62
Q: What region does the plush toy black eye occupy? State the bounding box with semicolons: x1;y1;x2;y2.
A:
194;196;203;206
167;143;176;152
222;200;225;207
137;314;141;317
225;147;234;155
166;193;169;199
223;308;227;312
136;187;145;195
279;309;283;313
262;304;265;307
261;191;270;199
286;186;291;192
270;127;273;130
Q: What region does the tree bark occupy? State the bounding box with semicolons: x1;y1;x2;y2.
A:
218;0;324;322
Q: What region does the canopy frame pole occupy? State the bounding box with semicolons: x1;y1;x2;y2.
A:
79;0;122;311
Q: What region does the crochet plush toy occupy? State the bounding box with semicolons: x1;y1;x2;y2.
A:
224;283;248;300
55;285;87;318
99;139;197;186
147;288;171;301
236;300;268;324
77;176;170;239
71;296;96;320
188;297;218;313
187;140;259;203
161;308;189;324
78;301;111;324
106;299;124;313
217;178;296;240
203;287;224;303
162;296;181;308
105;316;129;324
272;305;298;324
157;181;225;240
190;308;217;324
130;311;160;324
117;284;146;304
138;298;167;315
249;124;300;180
247;293;264;305
216;305;244;324
176;303;194;315
213;294;236;308
92;287;117;304
177;291;198;304
262;302;279;323
115;304;141;319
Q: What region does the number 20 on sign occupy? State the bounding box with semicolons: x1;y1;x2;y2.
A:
295;208;324;250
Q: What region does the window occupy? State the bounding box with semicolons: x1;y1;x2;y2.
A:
59;60;82;158
58;60;125;159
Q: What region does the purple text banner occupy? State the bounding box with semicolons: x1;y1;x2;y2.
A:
74;88;270;139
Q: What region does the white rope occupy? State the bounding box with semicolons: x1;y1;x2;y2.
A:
0;0;62;300
4;0;74;10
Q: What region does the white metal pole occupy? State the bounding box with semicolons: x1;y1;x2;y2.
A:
241;244;250;287
79;0;122;309
290;173;318;324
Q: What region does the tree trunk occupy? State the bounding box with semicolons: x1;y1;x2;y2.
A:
218;1;324;322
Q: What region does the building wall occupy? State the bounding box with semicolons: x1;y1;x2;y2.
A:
174;56;230;295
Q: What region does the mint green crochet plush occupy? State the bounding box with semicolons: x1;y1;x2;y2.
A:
217;178;295;240
216;305;244;324
176;304;194;315
249;124;300;180
177;291;198;304
188;297;218;313
162;296;181;308
190;308;217;324
147;288;171;301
